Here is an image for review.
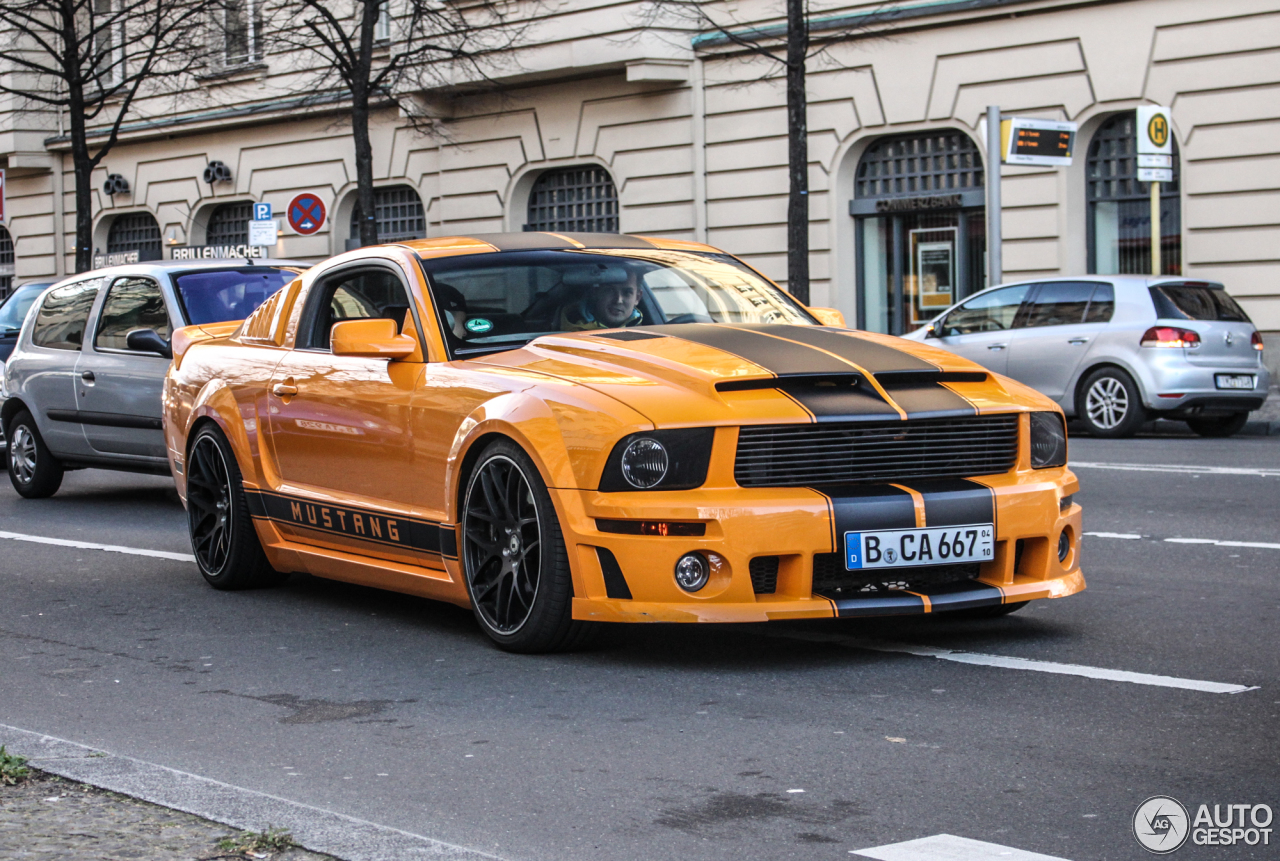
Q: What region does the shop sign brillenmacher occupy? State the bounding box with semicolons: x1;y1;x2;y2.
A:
170;244;271;261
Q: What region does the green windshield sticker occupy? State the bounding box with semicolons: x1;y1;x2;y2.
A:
465;318;494;334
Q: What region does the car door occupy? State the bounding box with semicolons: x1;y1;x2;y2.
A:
929;284;1032;375
17;278;103;458
264;263;426;558
74;275;175;459
1005;282;1113;403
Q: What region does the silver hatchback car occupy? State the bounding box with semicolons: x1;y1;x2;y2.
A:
903;276;1270;437
2;259;304;497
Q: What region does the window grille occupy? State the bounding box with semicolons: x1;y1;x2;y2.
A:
1087;112;1181;275
223;0;263;66
207;202;253;246
106;212;162;256
0;225;13;297
525;166;619;233
350;185;426;243
855;131;984;199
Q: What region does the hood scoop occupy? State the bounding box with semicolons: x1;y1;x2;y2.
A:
716;373;862;393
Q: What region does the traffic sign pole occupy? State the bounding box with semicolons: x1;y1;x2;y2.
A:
1151;181;1161;276
986;105;1002;288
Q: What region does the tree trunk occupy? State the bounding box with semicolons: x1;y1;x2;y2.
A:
352;0;380;248
68;89;94;273
785;0;809;305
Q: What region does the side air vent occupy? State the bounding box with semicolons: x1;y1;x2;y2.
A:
749;556;779;594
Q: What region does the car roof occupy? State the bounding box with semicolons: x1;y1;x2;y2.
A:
994;275;1222;290
397;232;722;260
68;258;308;279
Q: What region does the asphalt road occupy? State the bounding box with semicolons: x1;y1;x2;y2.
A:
1;432;1277;861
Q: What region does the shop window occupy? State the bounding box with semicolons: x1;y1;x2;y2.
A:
349;185;426;245
526;166;618;233
207;202;253;246
106;212;162;257
1087;112;1181;276
0;225;13;298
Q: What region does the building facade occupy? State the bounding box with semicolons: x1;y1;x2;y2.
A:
2;0;1278;365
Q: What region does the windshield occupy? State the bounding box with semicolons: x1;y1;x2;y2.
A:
1150;283;1250;322
418;249;814;356
173;267;301;325
0;283;52;333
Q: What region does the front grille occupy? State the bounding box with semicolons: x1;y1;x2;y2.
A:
750;556;779;594
811;553;979;598
735;414;1019;487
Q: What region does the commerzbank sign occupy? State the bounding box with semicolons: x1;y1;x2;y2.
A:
170;244;271;261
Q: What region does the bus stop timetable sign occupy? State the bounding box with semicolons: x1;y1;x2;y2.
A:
1000;117;1077;166
287;193;326;235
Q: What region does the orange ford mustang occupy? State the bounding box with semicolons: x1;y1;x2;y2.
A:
162;233;1084;652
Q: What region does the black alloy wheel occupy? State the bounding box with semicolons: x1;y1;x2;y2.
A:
6;410;64;499
1078;367;1145;438
1187;412;1249;438
461;439;595;653
186;425;286;590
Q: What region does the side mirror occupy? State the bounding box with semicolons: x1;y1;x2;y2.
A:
809;307;846;327
923;322;942;339
331;318;416;359
126;328;173;359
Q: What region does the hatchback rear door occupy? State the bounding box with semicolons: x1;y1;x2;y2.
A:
1149;281;1260;370
1006;282;1114;403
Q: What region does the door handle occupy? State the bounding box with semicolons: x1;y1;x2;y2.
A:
272;381;298;397
986;344;1007;351
1067;337;1090;345
81;371;95;382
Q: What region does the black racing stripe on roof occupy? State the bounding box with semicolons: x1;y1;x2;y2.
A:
654;323;857;375
762;325;939;373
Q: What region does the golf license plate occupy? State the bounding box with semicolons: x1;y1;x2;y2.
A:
844;524;994;570
1215;374;1256;390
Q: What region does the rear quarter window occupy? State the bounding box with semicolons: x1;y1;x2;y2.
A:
1150;284;1250;322
31;279;102;350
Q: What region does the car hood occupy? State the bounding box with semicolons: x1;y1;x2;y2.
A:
471;323;1029;426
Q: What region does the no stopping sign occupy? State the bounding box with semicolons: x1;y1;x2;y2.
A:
287;193;327;235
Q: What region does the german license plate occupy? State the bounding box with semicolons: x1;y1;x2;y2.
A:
844;524;994;570
1215;374;1256;390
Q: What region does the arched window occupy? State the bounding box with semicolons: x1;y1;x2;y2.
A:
526;166;618;233
350;185;426;244
0;224;13;297
1087;112;1181;275
107;212;162;257
855;131;984;199
207;202;253;246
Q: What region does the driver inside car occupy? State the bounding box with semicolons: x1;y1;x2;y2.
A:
559;266;643;331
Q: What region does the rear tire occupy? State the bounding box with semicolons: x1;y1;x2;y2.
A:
6;410;64;499
1078;368;1145;438
186;424;286;590
1187;412;1249;438
461;439;596;653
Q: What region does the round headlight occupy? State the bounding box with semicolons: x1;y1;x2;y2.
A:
620;437;668;489
674;552;710;592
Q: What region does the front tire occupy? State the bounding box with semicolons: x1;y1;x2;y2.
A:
1187;412;1249;438
186;424;286;590
6;410;64;498
461;439;593;653
1079;368;1145;438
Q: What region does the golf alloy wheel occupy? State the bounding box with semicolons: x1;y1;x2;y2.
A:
1085;376;1128;430
186;433;233;575
464;454;543;635
1078;368;1144;438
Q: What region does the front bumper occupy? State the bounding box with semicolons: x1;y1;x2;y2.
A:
557;466;1084;623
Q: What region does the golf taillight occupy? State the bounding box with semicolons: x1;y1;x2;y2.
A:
1252;331;1264;351
1141;326;1200;348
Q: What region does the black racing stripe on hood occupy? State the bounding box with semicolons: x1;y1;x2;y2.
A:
822;484;918;536
762;325;939;373
876;378;977;419
899;479;995;528
654;323;857;375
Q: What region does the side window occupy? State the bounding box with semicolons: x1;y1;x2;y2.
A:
939;285;1030;336
304;268;412;350
95;277;171;350
1022;282;1096;328
31;279;102;350
1084;283;1115;323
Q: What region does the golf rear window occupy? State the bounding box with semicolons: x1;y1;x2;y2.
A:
1149;284;1250;322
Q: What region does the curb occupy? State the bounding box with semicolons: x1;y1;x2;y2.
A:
0;723;503;861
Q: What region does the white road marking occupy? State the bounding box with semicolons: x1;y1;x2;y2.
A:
1071;461;1280;477
855;834;1072;861
0;531;194;563
1085;532;1280;551
1083;531;1142;539
773;632;1257;694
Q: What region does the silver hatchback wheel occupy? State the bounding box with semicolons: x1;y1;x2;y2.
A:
1085;376;1129;430
10;424;37;483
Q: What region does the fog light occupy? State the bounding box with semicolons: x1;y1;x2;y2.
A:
1058;530;1070;562
674;552;710;592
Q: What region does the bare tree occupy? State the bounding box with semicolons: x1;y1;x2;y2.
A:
642;1;886;305
266;0;526;248
0;0;215;272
